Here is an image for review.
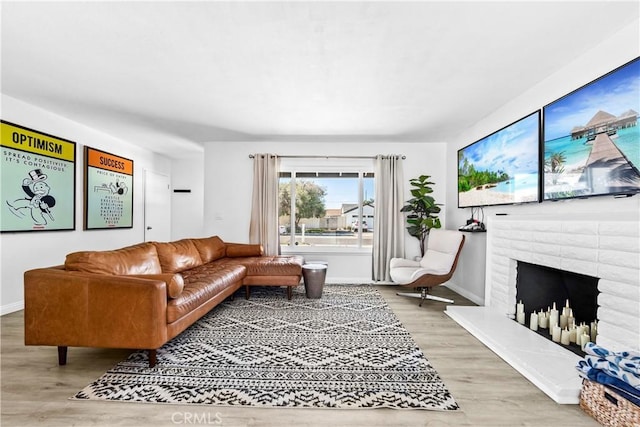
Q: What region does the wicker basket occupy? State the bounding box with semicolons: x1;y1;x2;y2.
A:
580;379;640;426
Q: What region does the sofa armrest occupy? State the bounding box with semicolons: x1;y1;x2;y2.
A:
126;273;184;298
24;267;168;350
225;243;264;257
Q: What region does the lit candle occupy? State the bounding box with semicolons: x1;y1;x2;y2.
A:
561;328;571;345
552;325;562;343
549;303;559;329
568;316;575;329
517;301;524;314
517;311;526;324
576;324;586;340
569;325;577;343
560;313;568;329
580;333;590;351
538;311;548;329
590;321;598;342
530;311;538;331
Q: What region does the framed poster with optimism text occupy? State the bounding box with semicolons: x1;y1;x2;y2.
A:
84;146;133;230
1;121;76;232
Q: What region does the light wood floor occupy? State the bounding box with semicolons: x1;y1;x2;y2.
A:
1;285;599;427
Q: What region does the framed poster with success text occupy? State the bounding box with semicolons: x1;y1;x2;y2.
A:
1;121;76;232
84;146;133;230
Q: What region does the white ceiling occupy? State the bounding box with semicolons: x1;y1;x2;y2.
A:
2;1;639;159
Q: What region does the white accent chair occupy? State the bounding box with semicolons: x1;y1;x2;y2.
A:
390;228;465;306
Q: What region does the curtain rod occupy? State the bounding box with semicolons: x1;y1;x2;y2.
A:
248;154;405;159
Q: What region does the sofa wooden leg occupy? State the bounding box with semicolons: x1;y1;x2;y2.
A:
245;285;250;300
287;286;292;300
148;349;157;368
58;346;67;365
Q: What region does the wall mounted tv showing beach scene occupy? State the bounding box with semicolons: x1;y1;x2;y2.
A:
458;111;541;208
543;57;640;200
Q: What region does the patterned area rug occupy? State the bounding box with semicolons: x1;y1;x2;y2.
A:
74;285;459;410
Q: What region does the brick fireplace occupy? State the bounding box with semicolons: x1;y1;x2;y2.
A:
446;212;639;403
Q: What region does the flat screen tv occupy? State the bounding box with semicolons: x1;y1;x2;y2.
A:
458;111;541;208
543;57;640;200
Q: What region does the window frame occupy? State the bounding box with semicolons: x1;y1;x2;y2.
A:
278;157;375;254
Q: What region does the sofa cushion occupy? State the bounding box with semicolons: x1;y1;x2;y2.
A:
220;255;304;276
65;242;162;275
190;236;226;263
154;239;203;273
225;243;263;258
167;263;246;323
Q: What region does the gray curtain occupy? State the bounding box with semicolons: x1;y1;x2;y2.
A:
372;155;405;282
249;154;280;256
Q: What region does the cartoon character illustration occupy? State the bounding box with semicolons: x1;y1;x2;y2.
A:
6;169;56;226
94;180;128;195
109;180;128;195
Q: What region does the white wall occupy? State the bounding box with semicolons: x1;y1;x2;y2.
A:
171;155;205;240
202;141;447;283
445;20;640;305
0;95;172;314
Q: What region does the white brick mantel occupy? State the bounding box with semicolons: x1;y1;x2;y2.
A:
447;211;640;403
485;212;640;352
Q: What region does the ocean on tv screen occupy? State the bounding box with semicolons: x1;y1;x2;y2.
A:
543;118;640;199
543;57;640;200
458;111;540;207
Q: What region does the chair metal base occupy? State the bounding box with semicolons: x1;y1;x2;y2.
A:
396;288;454;306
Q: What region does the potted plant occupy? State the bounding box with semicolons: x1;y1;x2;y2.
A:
400;175;442;257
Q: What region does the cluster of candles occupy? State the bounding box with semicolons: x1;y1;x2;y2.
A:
516;299;597;351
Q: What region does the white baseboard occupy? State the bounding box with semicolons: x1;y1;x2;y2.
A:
325;277;375;285
1;300;24;316
444;282;484;306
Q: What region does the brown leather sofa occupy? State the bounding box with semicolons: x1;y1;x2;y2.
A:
24;236;304;367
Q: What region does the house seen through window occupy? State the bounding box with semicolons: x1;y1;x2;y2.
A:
278;164;374;250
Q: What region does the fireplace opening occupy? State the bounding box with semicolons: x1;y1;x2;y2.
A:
515;261;600;356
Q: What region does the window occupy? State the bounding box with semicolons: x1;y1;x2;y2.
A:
278;158;375;251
